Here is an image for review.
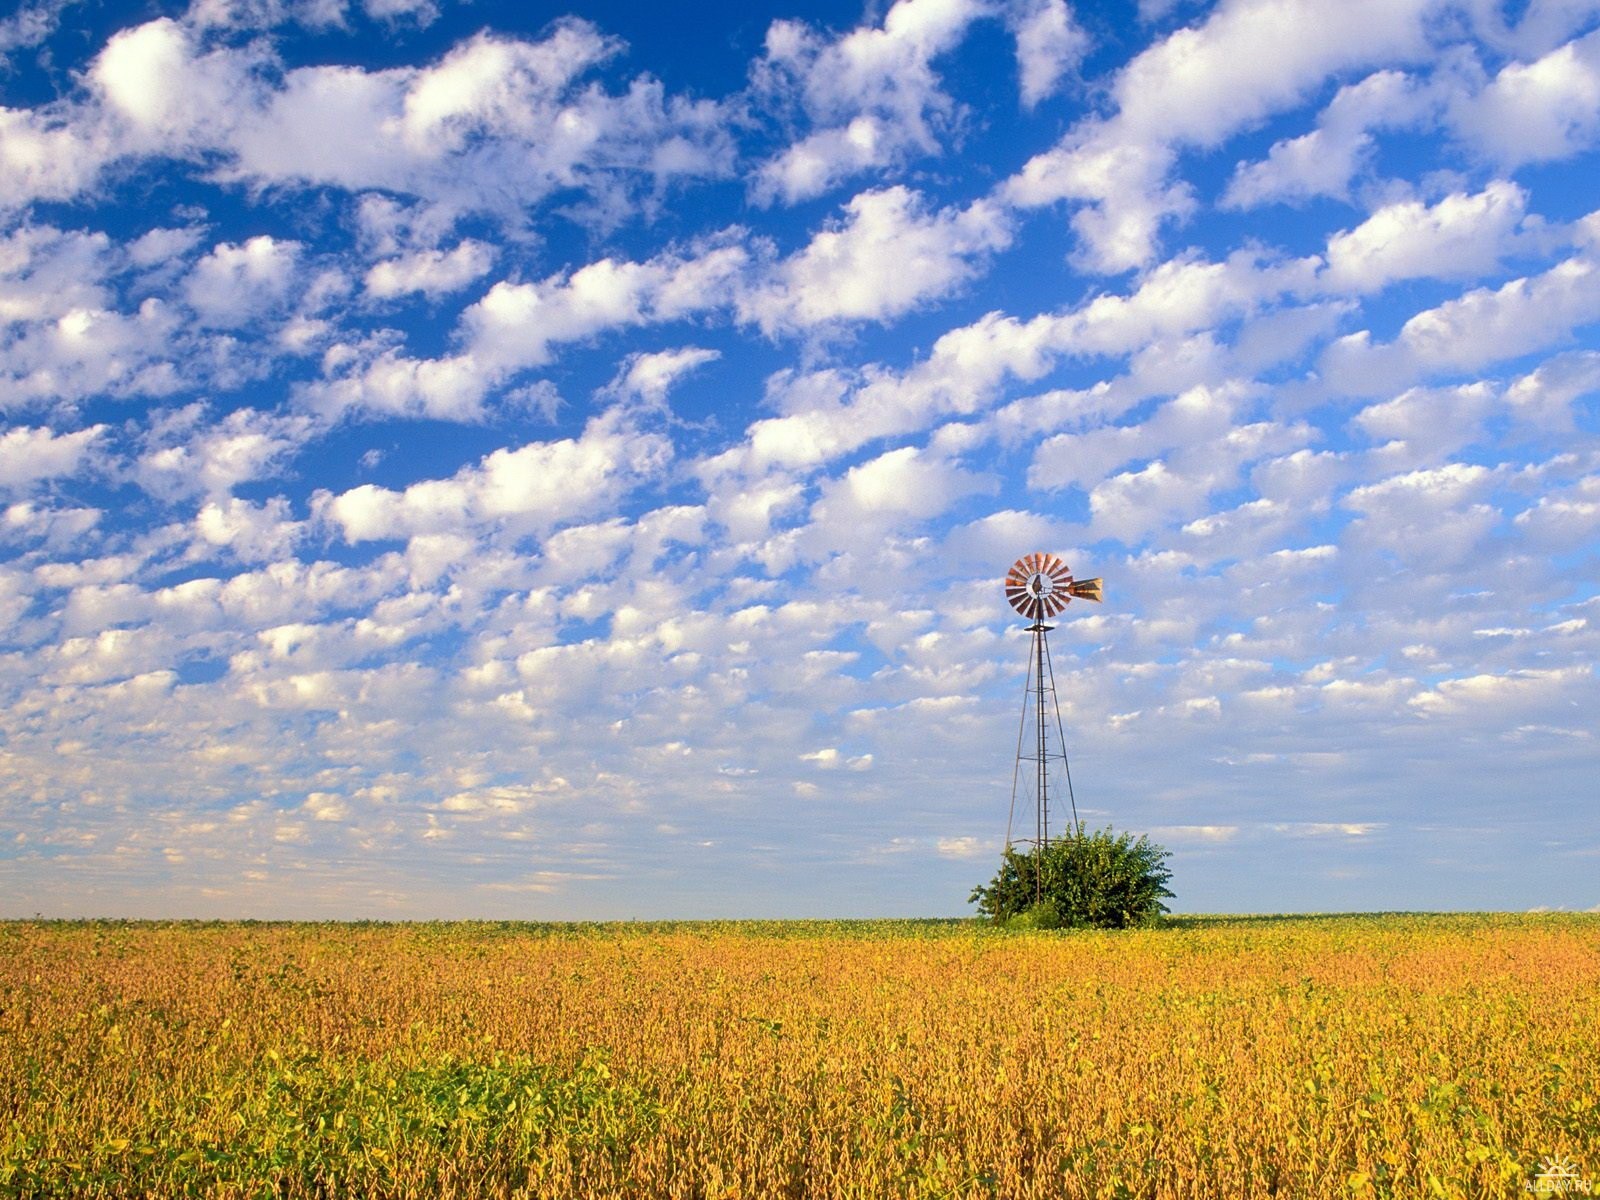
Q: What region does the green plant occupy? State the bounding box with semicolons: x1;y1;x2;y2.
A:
969;826;1175;929
1002;900;1062;931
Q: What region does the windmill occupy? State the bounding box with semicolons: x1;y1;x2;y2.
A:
1003;553;1103;855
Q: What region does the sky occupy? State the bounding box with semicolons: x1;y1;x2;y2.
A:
1;0;1596;920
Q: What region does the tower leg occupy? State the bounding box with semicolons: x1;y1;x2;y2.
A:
1035;622;1048;853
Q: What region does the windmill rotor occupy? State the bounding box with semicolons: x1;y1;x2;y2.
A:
1001;552;1104;863
1004;552;1101;621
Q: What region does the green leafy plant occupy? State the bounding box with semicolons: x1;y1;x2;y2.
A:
970;826;1175;929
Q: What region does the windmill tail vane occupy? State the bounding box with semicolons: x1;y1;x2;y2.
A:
1002;552;1103;868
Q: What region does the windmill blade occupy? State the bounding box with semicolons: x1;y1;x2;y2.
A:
1067;577;1103;602
1006;553;1101;619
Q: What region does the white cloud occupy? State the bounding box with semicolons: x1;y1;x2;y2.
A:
308;238;747;420
1514;474;1600;548
1351;383;1497;464
1322;251;1600;394
183;236;301;328
0;224;114;323
0;106;109;210
1009;0;1089;109
1007;0;1439;270
750;0;987;205
0;425;104;491
0;302;181;409
1451;28;1600;167
0;0;73;56
1321;181;1531;293
318;409;671;542
731;440;997;584
831;445;993;521
1409;665;1592;718
743;187;1012;333
364;240;493;299
194;497;302;562
1342;462;1502;568
1505;349;1600;430
1222;69;1434;208
935;834;992;858
233;25;733;217
182;0;430;31
137;406;317;500
608;346;720;404
7;19;735;223
5;1;1599;920
92;18;255;150
1150;824;1238;843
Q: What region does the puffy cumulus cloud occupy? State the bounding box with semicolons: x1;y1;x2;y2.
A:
91;18;258;152
1322;250;1600;395
1082;419;1313;545
306;237;748;421
0;0;74;56
1007;0;1440;271
699;310;1065;485
710;247;1320;489
1350;383;1499;466
750;0;987;206
1465;0;1600;59
1451;28;1600;167
363;240;494;300
0;425;105;492
1320;182;1532;293
605;346;720;405
0;107;110;210
463;245;746;373
811;445;996;535
0;300;183;409
193;496;303;563
1111;0;1436;147
136;405;317;500
1;502;101;558
1341;462;1504;568
185;0;441;32
1008;0;1089;109
742;187;1012;333
1222;70;1435;208
1063;250;1320;357
242;25;733;218
318;409;671;543
1504;349;1600;430
1028;382;1256;493
745;0;1090;205
1513;473;1600;549
1408;664;1594;720
182;236;301;328
799;746;873;771
7;18;734;223
0;224;117;323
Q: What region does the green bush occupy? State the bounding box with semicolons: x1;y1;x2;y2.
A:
1002;900;1062;931
970;825;1174;929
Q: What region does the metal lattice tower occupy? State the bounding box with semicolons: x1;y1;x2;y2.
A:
1002;554;1103;856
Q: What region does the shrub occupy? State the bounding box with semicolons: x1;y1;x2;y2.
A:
970;825;1174;929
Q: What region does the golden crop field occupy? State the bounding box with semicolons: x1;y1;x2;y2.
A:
2;914;1597;1199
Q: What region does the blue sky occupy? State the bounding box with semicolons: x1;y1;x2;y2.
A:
1;0;1596;919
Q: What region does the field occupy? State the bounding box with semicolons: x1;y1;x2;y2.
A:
2;914;1597;1199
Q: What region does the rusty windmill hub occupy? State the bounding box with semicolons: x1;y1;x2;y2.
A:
1003;553;1103;868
